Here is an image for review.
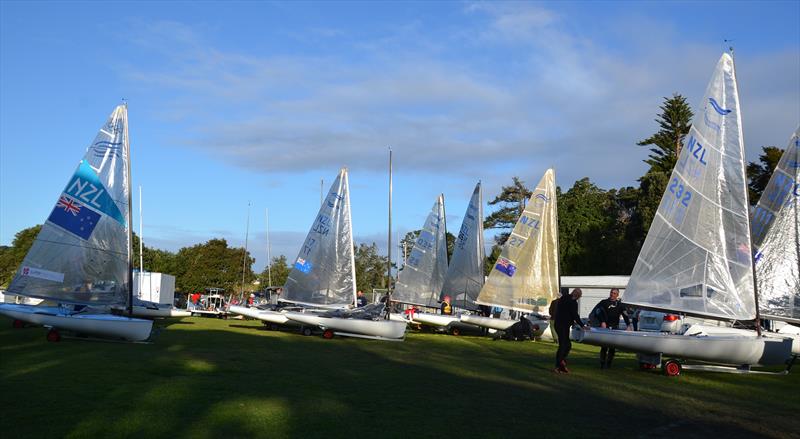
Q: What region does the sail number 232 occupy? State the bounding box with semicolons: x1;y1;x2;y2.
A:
668;178;692;207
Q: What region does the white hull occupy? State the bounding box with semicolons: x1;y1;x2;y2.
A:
229;305;293;325
113;305;191;318
388;313;410;323
284;311;327;327
573;327;793;366
411;312;461;327
686;324;800;356
286;312;406;339
460;315;516;331
0;303;153;341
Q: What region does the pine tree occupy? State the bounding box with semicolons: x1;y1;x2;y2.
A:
484;176;532;246
747;146;784;204
637;94;694;174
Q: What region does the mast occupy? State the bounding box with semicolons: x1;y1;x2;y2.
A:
345;169;357;305
730;47;762;336
266;207;272;287
320;178;324;207
139;185;144;301
241;202;251;304
553;169;562;298
387;148;393;317
125;102;134;316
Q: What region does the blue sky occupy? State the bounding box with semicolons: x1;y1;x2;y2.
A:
1;1;798;272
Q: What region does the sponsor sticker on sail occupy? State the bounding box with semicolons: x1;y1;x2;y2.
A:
21;266;65;283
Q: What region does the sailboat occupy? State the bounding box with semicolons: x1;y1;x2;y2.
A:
686;127;800;355
412;182;484;333
390;194;449;319
0;104;153;342
573;53;794;374
280;168;406;340
461;169;559;337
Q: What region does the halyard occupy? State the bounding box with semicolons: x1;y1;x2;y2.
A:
1;316;797;438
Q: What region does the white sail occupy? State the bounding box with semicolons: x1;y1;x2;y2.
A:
625;53;757;321
393;195;449;308
440;182;485;311
7;105;131;306
282;168;357;307
476;169;559;313
752;127;800;322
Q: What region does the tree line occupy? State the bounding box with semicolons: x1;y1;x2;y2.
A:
0;95;784;294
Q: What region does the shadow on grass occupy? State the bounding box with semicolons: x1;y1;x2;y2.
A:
0;317;796;439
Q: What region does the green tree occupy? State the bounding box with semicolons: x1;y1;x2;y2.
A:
260;255;290;287
630;94;693;249
637;94;694;174
484;176;533;246
747;146;784;204
557;178;625;275
354;242;389;293
0;225;42;288
132;233;177;275
172;238;255;294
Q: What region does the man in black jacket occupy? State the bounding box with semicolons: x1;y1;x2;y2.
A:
554;288;588;373
594;288;632;369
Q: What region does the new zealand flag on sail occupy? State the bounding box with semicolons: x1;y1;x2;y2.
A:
47;195;101;240
295;257;313;274
495;257;517;277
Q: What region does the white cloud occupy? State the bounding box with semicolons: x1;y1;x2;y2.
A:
120;7;799;192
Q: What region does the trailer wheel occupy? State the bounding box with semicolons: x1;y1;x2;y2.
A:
450;327;461;336
302;327;313;336
270;323;280;331
46;329;61;343
12;319;25;329
323;329;335;339
663;359;681;376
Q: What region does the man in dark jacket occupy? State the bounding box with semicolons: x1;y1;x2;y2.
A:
594;288;632;368
554;288;587;373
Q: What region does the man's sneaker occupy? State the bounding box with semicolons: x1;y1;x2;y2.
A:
559;360;570;373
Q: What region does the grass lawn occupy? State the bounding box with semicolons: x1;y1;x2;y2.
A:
1;316;797;438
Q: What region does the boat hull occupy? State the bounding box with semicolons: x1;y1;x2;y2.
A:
0;303;153;341
229;305;293;325
572;327;793;366
113;305;191;318
285;312;406;339
388;313;410;323
460;315;516;331
685;324;800;356
411;312;461;327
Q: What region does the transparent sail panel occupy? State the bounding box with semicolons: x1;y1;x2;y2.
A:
477;169;559;313
282;168;356;307
8;105;131;305
441;182;484;311
626;53;757;321
394;195;449;308
753;127;800;321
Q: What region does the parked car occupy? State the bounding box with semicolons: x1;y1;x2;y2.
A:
637;310;682;333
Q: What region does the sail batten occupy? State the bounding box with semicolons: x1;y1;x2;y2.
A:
475;169;559;313
7;106;132;306
752;127;800;322
281;168;356;307
393;195;448;308
440;183;485;311
625;53;756;321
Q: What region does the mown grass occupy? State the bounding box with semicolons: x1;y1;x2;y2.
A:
1;316;797;438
